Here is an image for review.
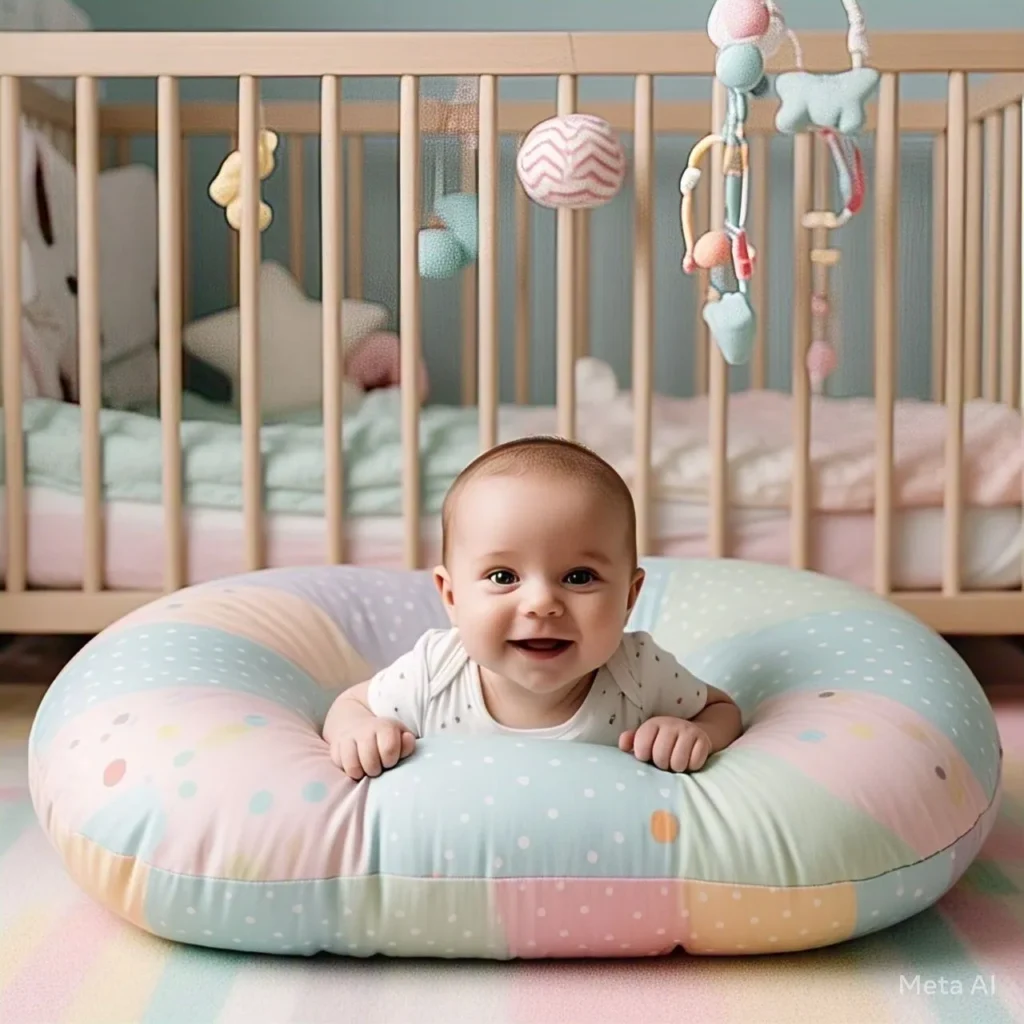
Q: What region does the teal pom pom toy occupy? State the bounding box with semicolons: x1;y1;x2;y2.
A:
433;193;479;262
715;42;765;93
418;221;471;279
417;190;479;279
417;194;478;279
417;78;481;280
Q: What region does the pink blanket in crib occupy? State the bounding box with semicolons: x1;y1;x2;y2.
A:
565;389;1023;511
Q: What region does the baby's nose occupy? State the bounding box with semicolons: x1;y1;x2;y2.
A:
522;583;562;616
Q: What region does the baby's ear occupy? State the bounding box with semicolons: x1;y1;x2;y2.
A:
432;565;457;620
626;567;646;612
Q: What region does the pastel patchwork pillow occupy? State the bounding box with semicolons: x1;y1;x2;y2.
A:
28;558;1001;961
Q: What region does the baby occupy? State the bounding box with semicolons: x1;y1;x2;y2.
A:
322;435;742;780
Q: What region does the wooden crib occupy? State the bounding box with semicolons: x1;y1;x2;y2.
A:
0;29;1023;635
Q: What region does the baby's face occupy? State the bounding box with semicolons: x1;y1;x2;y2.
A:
434;472;643;697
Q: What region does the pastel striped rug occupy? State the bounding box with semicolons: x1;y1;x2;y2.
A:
1;683;1023;1024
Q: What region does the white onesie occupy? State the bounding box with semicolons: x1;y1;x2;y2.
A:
365;628;709;746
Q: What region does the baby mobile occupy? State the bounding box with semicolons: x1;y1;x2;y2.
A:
209;119;279;232
516;112;627;210
419;77;484;279
420;78;629;277
680;0;879;386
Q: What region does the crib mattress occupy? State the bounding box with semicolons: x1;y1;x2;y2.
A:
1;486;1020;593
2;388;1021;521
1;388;1020;593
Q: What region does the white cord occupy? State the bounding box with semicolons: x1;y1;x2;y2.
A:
840;0;870;64
764;0;804;68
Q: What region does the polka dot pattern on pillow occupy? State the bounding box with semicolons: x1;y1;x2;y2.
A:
28;558;1002;959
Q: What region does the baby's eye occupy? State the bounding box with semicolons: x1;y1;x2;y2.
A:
563;569;596;586
487;569;518;586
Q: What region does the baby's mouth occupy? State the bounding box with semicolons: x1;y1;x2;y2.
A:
509;638;573;658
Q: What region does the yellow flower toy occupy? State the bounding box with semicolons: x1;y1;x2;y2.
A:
208;128;279;231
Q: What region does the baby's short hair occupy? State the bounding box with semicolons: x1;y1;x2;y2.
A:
440;435;637;565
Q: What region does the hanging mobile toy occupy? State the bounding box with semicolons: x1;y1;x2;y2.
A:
679;0;781;365
209;107;279;232
680;0;878;373
775;0;878;392
419;77;480;280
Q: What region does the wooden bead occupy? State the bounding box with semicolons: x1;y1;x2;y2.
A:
810;248;841;266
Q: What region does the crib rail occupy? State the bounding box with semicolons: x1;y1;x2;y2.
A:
0;30;1023;636
3;30;1024;77
98;97;953;138
21;80;74;145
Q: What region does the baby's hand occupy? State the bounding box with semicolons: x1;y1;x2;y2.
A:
329;716;416;781
619;716;712;773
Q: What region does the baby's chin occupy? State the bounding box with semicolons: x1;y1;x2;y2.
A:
493;648;602;692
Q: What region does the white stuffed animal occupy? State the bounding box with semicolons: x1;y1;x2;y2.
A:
0;120;64;401
182;261;396;416
16;121;160;405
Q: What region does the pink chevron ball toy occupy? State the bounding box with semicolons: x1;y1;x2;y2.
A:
516;113;627;209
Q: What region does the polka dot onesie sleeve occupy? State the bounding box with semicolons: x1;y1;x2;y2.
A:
365;631;435;736
626;632;709;721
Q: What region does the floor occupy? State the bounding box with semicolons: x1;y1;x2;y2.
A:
0;639;1023;1024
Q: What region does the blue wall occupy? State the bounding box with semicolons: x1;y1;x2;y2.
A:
74;1;1021;405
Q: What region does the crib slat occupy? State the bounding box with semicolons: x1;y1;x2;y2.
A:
575;211;590;358
632;73;654;558
932;134;947;401
692;165;710;396
346;135;364;299
791;133;813;571
288;134;305;288
158;76;186;591
321;75;345;564
229;130;239;306
750;133;769;390
181;138;191;324
943;72;967;596
478;74;499;452
399;75;422;569
556;73;577;440
873;73;899;596
707;81;728;559
461;135;478;407
811;133;831;397
983;114;1002;401
964;120;983;400
1;77;26;593
76;76;105;593
238;75;265;571
514;134;531;405
1000;103;1022;409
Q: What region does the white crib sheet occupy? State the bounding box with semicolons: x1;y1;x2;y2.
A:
2;487;1019;594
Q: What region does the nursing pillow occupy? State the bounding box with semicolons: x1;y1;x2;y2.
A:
28;558;1001;960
